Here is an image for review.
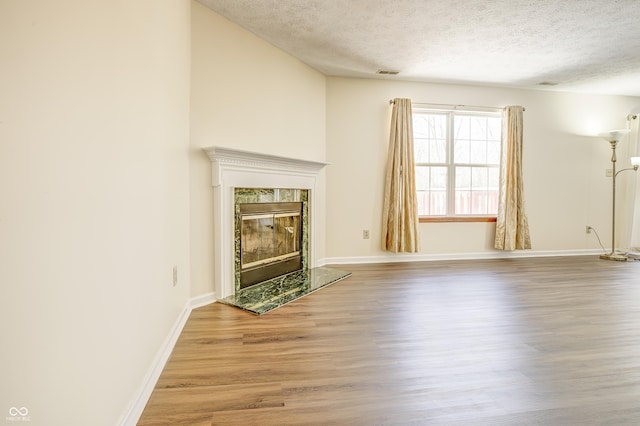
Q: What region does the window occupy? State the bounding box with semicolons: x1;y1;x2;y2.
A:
413;108;502;219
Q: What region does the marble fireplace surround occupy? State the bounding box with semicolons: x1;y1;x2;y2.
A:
204;146;328;299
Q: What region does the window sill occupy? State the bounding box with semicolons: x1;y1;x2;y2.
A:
419;216;497;223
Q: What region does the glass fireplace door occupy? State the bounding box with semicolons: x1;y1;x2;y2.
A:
238;202;303;289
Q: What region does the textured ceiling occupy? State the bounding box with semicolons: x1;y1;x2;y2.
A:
199;0;640;96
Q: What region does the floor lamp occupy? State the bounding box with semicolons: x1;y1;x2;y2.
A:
600;129;640;261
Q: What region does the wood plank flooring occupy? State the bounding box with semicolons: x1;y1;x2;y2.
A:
138;256;640;425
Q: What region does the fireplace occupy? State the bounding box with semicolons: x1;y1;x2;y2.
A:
204;146;327;299
238;201;303;289
204;147;351;314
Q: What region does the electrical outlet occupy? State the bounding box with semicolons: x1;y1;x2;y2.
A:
586;225;592;234
606;169;613;177
363;229;370;239
173;266;178;287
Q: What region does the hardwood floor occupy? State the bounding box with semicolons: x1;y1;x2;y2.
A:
138;256;640;425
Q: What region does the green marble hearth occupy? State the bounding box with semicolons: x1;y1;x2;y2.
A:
218;267;351;315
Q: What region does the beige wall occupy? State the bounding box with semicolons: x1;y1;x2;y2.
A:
189;2;328;297
326;77;640;260
0;1;191;424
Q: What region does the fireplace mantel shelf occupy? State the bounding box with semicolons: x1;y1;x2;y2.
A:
204;147;328;184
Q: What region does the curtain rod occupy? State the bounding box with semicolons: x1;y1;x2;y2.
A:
388;99;525;112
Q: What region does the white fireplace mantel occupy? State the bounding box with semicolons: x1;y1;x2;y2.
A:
203;146;328;298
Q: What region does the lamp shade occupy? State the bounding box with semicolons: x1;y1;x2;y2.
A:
600;129;630;142
631;156;640;166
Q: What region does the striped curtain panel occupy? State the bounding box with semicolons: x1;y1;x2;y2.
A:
382;98;420;253
495;105;532;250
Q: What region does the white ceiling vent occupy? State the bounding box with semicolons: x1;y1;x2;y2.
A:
376;70;400;75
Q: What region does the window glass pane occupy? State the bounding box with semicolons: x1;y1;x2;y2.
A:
413;114;429;163
415;166;430;190
488;193;498;213
454;116;469;164
413;113;446;163
454;116;470;140
414;138;429;163
455;167;470;190
470;116;487;140
488;167;499;189
455;166;470;215
417;191;427;216
471;167;488;189
431;166;447;190
455;191;470;214
415;166;448;215
430;191;447;215
488;167;499;213
454;139;470;164
471;191;488;214
487;140;500;164
416;166;428;216
430;166;448;215
487;117;501;141
430;138;446;163
469;140;487;164
430;115;447;139
454;166;500;215
413;114;430;138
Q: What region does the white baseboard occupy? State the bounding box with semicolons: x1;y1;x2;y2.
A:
190;291;217;309
119;292;217;426
323;249;603;265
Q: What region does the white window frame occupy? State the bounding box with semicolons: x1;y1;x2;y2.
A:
412;104;502;220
